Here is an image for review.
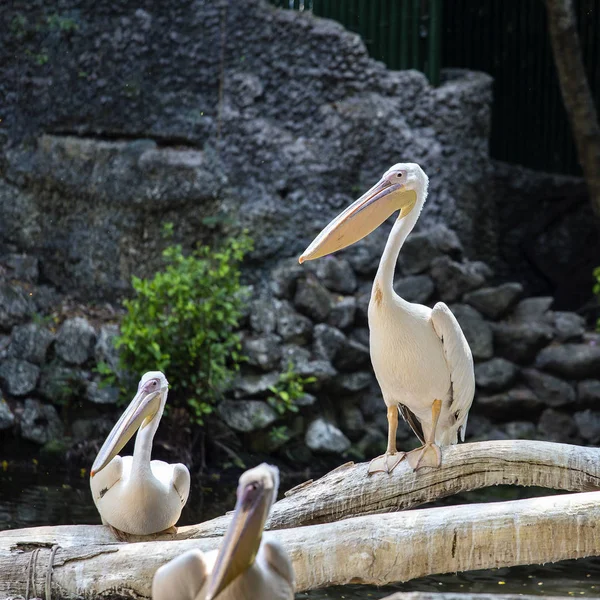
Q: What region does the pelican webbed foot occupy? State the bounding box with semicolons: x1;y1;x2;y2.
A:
406;442;442;470
108;524;132;543
368;451;406;474
158;525;178;536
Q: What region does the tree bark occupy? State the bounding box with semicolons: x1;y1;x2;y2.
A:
2;439;598;549
546;0;600;219
2;491;600;598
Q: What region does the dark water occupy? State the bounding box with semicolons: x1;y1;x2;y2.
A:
1;464;600;598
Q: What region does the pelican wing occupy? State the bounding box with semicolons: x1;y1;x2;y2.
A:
152;549;209;600
90;455;123;505
263;538;296;599
398;404;425;444
430;302;475;442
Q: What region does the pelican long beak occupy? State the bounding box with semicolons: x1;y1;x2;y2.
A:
205;480;270;600
299;178;417;263
90;388;162;477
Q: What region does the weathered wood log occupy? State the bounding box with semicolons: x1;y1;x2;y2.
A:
2;491;600;598
1;440;598;548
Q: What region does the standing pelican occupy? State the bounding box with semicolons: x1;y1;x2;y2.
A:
90;371;190;538
152;464;294;600
299;163;475;474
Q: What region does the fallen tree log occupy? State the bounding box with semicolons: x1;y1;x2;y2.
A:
2;490;600;598
2;440;599;548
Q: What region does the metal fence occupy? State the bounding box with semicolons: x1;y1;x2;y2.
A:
270;0;600;176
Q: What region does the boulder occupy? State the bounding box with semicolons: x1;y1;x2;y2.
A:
305;417;351;454
355;284;372;323
95;324;121;372
242;334;282;371
275;300;313;344
340;405;366;440
270;259;304;299
350;328;370;348
0;397;15;430
511;297;554;321
430;257;492;303
293;277;334;322
0;283;32;331
537;408;578;443
475;386;544;420
474;358;518;392
574;410;600;444
233;373;279;398
71;417;113;442
577;379;600;406
294;392;317;407
333;371;373;393
521;368;576;407
20;398;64;445
9;323;55;365
393;275;435;304
294;359;337;385
536;344;600;380
218;400;277;433
398;224;463;275
0;359;40;396
550;311;586;342
55;317;97;365
359;385;385;417
449;304;493;361
503;420;537;440
313;324;346;362
333;339;370;371
0;335;9;360
2;253;39;282
463;282;523;320
38;363;87;404
492;321;553;364
315;256;357;294
327;296;357;331
86;379;120;404
249;297;278;335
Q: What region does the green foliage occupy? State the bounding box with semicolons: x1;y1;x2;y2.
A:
594;267;600;331
267;363;316;416
268;425;292;447
112;231;253;424
46;14;78;33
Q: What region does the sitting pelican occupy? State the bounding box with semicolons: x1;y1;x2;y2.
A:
152;463;294;600
90;371;190;538
299;163;475;474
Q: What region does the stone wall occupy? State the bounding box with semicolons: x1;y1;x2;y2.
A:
1;224;599;466
1;0;494;300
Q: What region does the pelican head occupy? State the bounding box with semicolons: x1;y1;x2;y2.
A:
90;371;169;478
205;463;279;600
299;162;428;263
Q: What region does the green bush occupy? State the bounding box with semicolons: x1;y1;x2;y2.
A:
106;232;253;424
267;363;316;416
595;267;600;331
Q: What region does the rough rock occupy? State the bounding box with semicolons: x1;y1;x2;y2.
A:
20;399;64;445
333;339;370;371
350;327;370;348
504;420;537;439
249;297;278;335
294;277;334;322
270;260;304;299
398;224;463;275
550;311;586;342
313;324;346;362
38;364;87;404
0;359;40;396
2;254;39;283
578;380;600;406
474;358;518;392
305;417;351;454
275;300;313;344
492;321;554;364
218;400;277;433
294;392;317;407
355;284;372;323
0;397;15;430
536;344;600;380
71;417;113;442
243;334;282;371
359;385;385;417
234;373;280;398
94;324;121;373
315;257;357;294
333;371;373;393
86;379;120;405
356;425;386;457
327;296;357;330
394;275;435;304
0;283;33;331
294;359;337;384
538;408;578;443
0;336;9;360
475;386;544;419
340;405;366;440
280;344;311;368
430;257;492;303
449;304;493;361
9;323;55;365
55;317;97;365
574;410;600;444
463;283;523;320
31;285;61;315
511;297;554;321
521;368;576;407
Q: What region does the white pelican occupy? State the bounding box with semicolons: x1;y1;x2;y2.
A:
152;463;294;600
90;371;190;538
299;163;475;474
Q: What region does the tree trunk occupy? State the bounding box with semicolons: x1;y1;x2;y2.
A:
546;0;600;219
1;491;600;598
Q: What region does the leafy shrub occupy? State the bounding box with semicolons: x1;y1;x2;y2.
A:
108;232;253;424
267;363;316;416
